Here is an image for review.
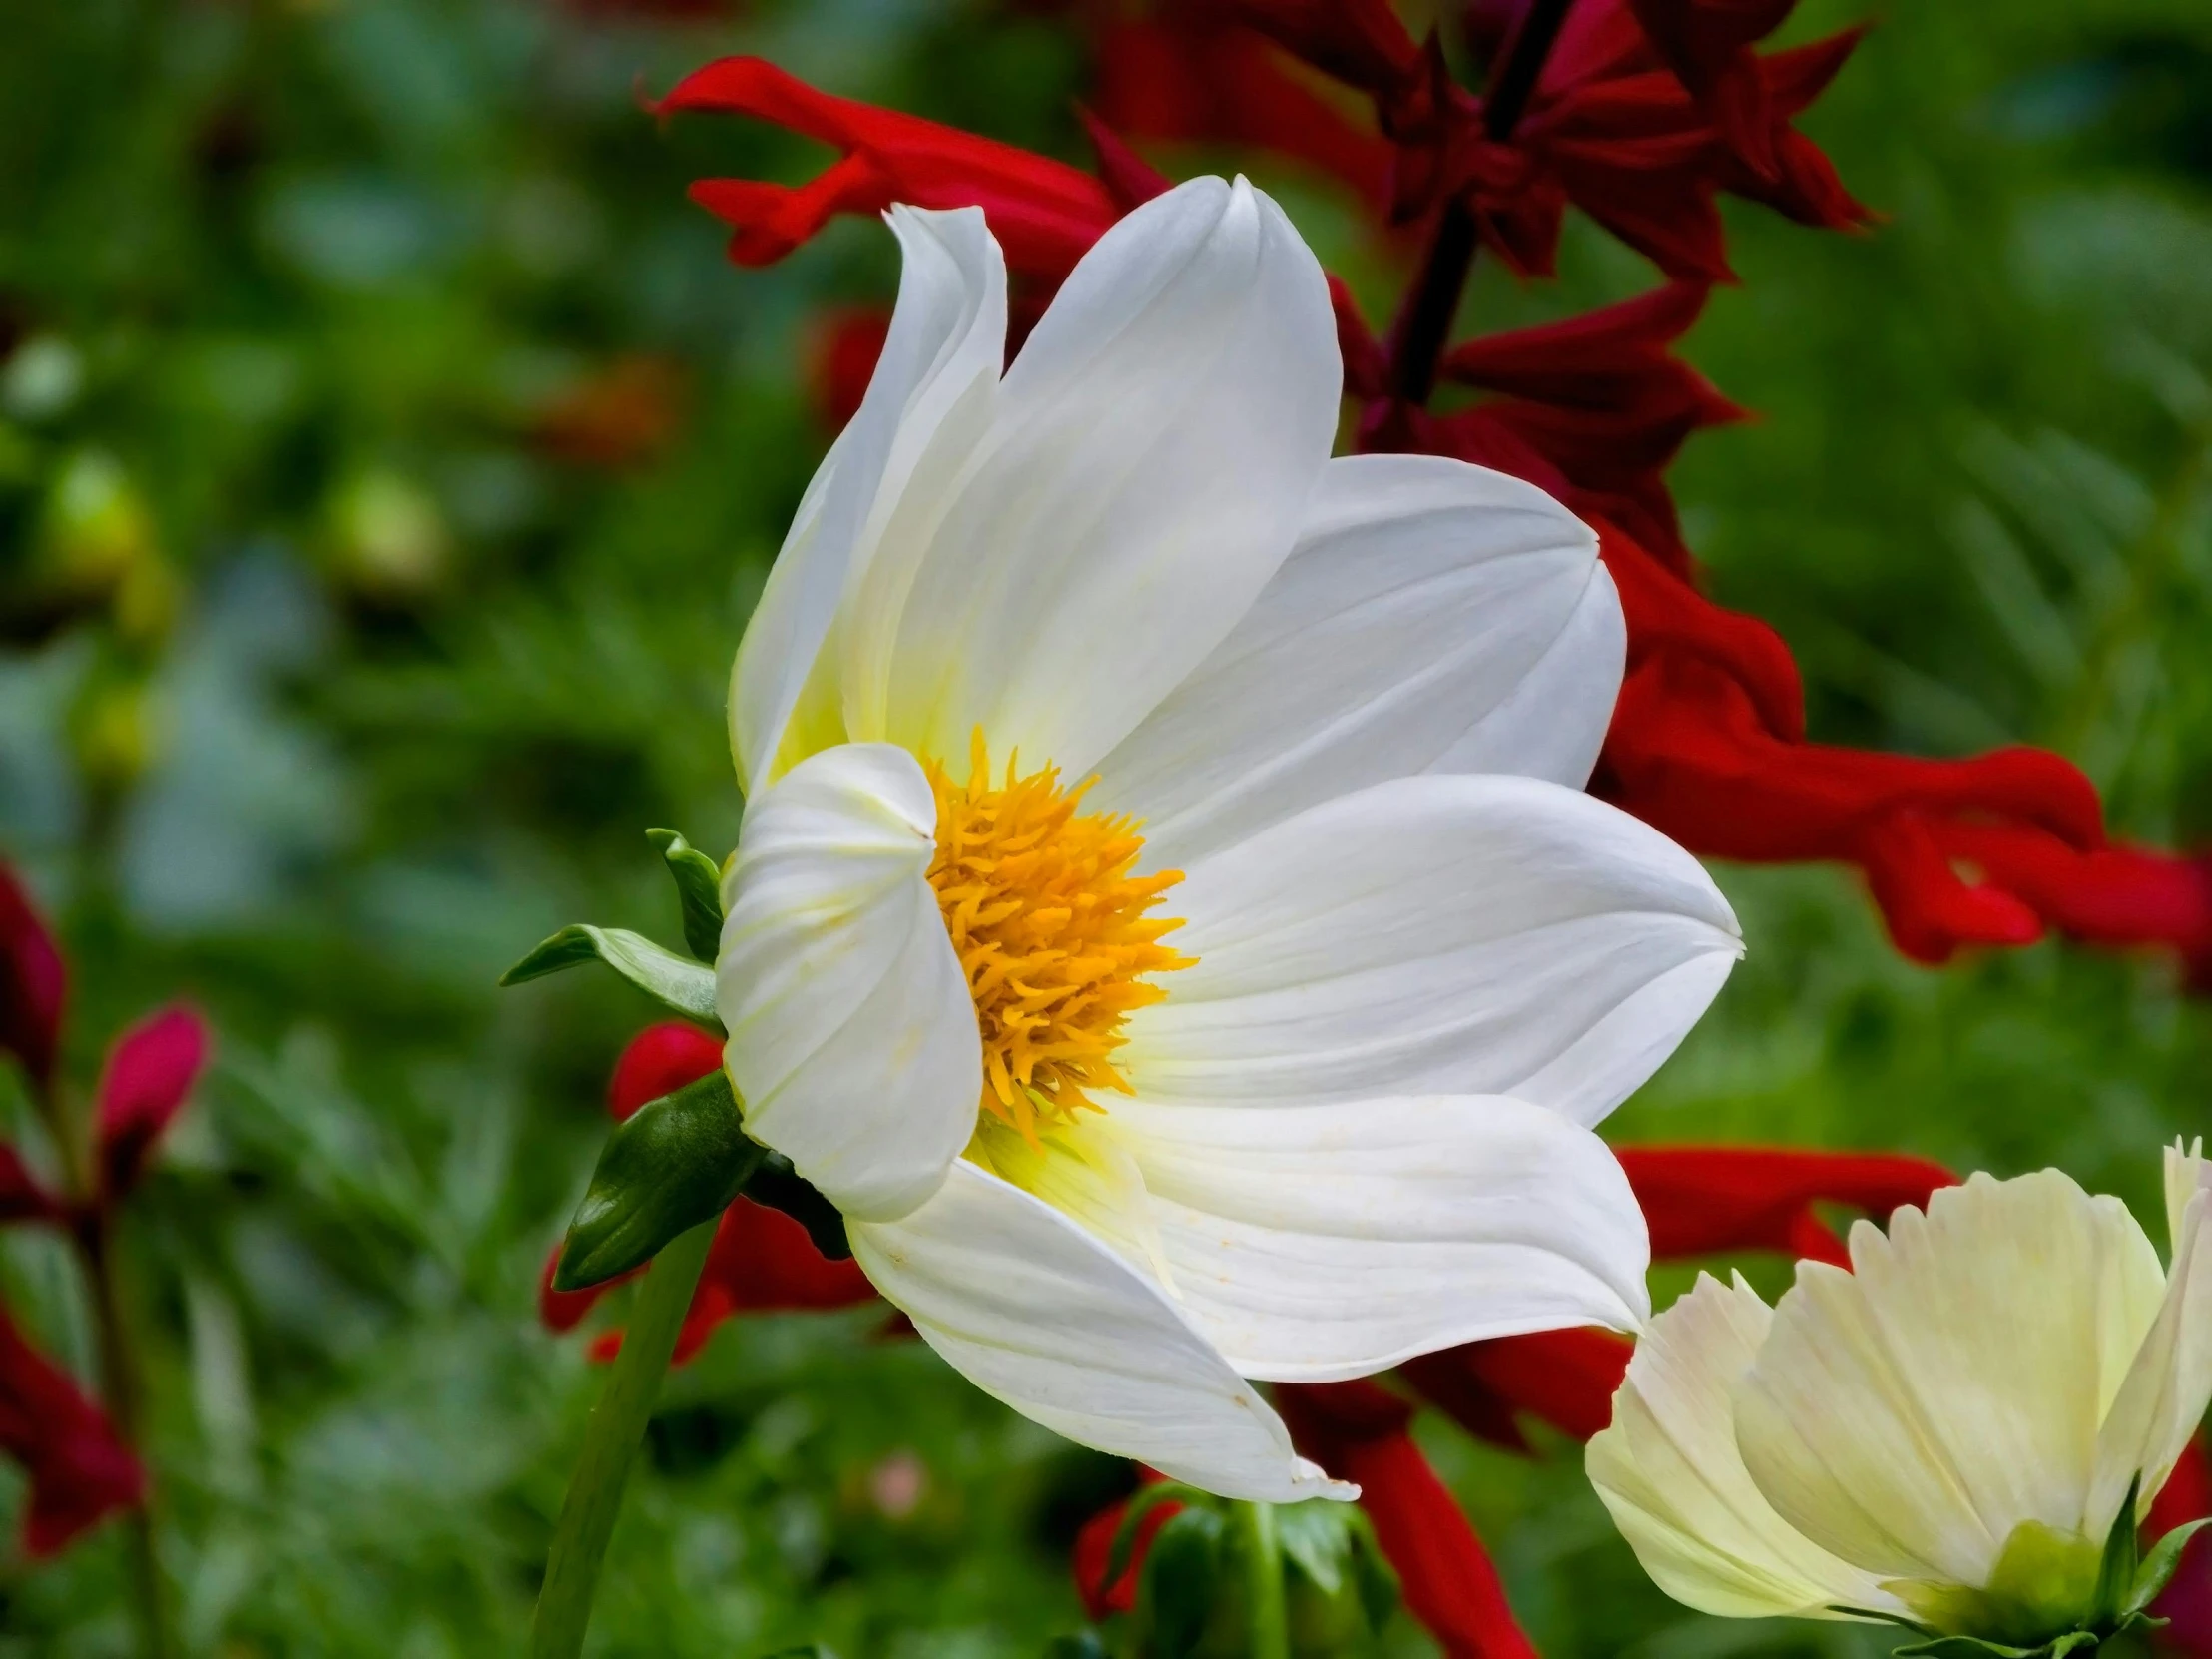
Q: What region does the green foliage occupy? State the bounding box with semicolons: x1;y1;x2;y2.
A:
0;0;2206;1654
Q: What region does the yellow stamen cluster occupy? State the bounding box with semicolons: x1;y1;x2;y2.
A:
926;734;1192;1143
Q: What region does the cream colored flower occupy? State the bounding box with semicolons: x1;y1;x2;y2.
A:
718;175;1743;1500
1588;1141;2212;1637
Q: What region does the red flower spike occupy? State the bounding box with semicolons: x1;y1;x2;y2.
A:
660;58;1117;277
1400;1327;1633;1452
1626;0;1794;178
807;306;893;432
1196;0;1425;104
1075;108;1173;215
606;1019;724;1120
94;1005;210;1204
1091;17;1395;209
1278;1382;1540;1659
0;866;66;1091
0;1305;144;1556
1619;1145;1956;1266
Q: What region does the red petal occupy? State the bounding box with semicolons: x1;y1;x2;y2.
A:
0;866;66;1091
662;58;1116;278
1619;1145;1956;1265
606;1021;724;1121
1070;1472;1177;1620
1400;1328;1632;1448
0;1306;144;1556
2150;1435;2212;1652
95;1005;210;1203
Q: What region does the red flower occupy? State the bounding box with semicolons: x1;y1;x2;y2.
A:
0;1301;143;1557
94;1005;211;1204
0;865;65;1091
2149;1435;2211;1653
659;58;1116;277
542;1023;875;1357
1071;1470;1178;1620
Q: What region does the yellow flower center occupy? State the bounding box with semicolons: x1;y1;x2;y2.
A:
925;735;1193;1143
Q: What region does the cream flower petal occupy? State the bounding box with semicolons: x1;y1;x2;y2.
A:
1093;452;1619;869
848;1158;1357;1502
730;206;1005;793
2087;1171;2212;1537
1733;1172;2168;1589
1586;1273;1902;1619
1122;774;1741;1126
716;743;980;1222
840;175;1339;780
1100;1093;1649;1382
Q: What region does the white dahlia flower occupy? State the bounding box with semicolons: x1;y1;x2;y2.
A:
1588;1141;2212;1639
717;174;1742;1500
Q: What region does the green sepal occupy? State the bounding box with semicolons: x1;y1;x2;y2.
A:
1105;1482;1213;1590
744;1154;851;1260
500;923;721;1028
647;828;725;963
2090;1474;2142;1626
1893;1632;2101;1659
553;1067;765;1291
1137;1506;1227;1659
2130;1516;2212;1615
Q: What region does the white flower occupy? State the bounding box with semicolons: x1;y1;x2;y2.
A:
1587;1141;2212;1635
716;175;1743;1501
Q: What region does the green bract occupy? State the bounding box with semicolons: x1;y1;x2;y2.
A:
500;924;720;1029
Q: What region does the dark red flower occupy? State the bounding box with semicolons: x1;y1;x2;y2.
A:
1619;1144;1955;1266
1091;14;1396;208
2150;1434;2211;1653
1071;1469;1178;1620
95;1005;210;1204
1399;1326;1631;1452
659;58;1117;277
0;865;65;1092
0;1145;64;1228
1626;0;1794;177
0;1304;144;1557
606;1019;724;1120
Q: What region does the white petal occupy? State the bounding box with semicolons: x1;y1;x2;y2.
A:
730;206;1005;793
1101;1093;1650;1382
716;743;980;1222
1096;453;1619;868
1123;774;1741;1126
2088;1181;2212;1536
1585;1273;1902;1619
849;1159;1356;1502
2167;1136;2209;1255
1733;1171;2168;1588
840;175;1339;780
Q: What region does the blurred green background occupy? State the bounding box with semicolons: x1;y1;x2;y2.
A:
0;0;2208;1653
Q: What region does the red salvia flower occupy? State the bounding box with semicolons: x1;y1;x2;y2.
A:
0;865;65;1091
2149;1435;2212;1652
659;58;1116;277
0;1304;144;1557
95;1005;211;1204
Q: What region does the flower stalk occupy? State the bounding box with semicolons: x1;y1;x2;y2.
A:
531;1218;718;1659
1242;1501;1290;1659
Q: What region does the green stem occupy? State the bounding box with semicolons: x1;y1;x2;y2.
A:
84;1225;172;1659
531;1219;716;1659
1242;1501;1289;1659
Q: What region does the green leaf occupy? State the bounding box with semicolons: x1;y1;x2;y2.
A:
1105;1483;1212;1590
1346;1511;1401;1633
1138;1507;1226;1659
500;924;720;1028
2129;1515;2212;1615
553;1068;765;1291
2090;1473;2142;1624
1040;1634;1107;1659
744;1154;851;1260
1274;1498;1353;1596
646;828;724;962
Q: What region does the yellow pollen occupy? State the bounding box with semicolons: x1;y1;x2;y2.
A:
926;733;1193;1144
